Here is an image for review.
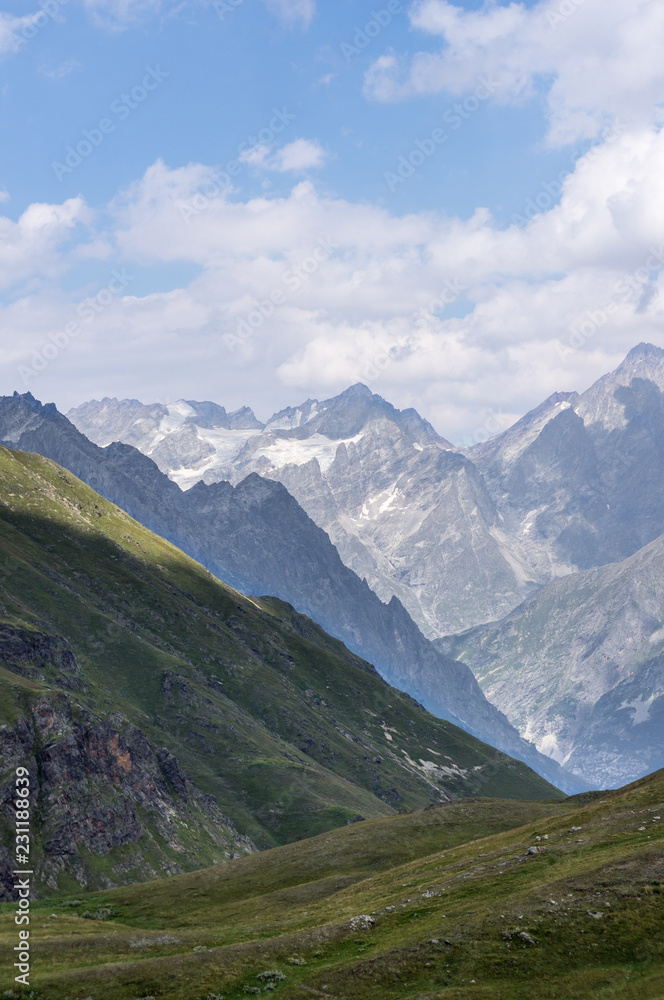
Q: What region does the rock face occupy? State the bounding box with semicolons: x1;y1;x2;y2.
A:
466;343;664;579
0;393;578;793
0;625;82;690
0;688;253;899
438;528;664;787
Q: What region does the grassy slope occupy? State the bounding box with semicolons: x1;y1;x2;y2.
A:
0;446;559;879
0;769;662;999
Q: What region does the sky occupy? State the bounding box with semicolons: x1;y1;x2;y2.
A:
1;0;663;444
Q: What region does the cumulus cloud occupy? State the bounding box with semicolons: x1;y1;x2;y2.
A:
2;126;664;439
0;197;87;292
364;0;664;145
240;138;326;172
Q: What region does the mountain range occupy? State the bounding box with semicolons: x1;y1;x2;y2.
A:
69;343;664;638
0;444;560;897
0;390;578;793
65;342;664;789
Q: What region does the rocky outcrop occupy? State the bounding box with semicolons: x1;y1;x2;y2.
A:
0;694;254;899
0;625;82;690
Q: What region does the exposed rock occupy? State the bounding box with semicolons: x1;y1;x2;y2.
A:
349;914;375;931
0;625;82;690
0;694;254;898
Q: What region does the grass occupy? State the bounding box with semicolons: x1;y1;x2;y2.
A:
0;768;661;999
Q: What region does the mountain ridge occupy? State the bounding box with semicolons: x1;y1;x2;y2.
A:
0;393;581;793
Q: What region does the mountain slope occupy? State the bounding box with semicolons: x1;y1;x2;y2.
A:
0;445;563;896
437;531;664;788
0;392;581;793
5;767;663;1000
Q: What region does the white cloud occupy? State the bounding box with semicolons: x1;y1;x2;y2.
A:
2;127;664;439
0;11;45;54
269;139;326;171
263;0;315;26
0;197;87;292
239;139;327;172
364;0;664;146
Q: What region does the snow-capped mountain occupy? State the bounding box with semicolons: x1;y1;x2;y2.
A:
69;384;540;636
69;342;664;639
466;342;664;578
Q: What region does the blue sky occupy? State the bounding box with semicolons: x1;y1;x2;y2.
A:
2;0;565;220
1;0;663;440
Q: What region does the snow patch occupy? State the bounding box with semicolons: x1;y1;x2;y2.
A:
250;432;364;473
619;694;657;725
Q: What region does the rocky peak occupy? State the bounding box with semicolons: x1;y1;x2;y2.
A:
264;384;451;447
182;400;264;431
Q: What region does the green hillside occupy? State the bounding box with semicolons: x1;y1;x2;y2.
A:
1;769;662;999
0;445;559;896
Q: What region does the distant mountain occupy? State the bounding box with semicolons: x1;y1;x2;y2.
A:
69;385;539;636
0;392;580;793
0;445;563;895
70;345;664;640
437;530;664;788
466;342;664;577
